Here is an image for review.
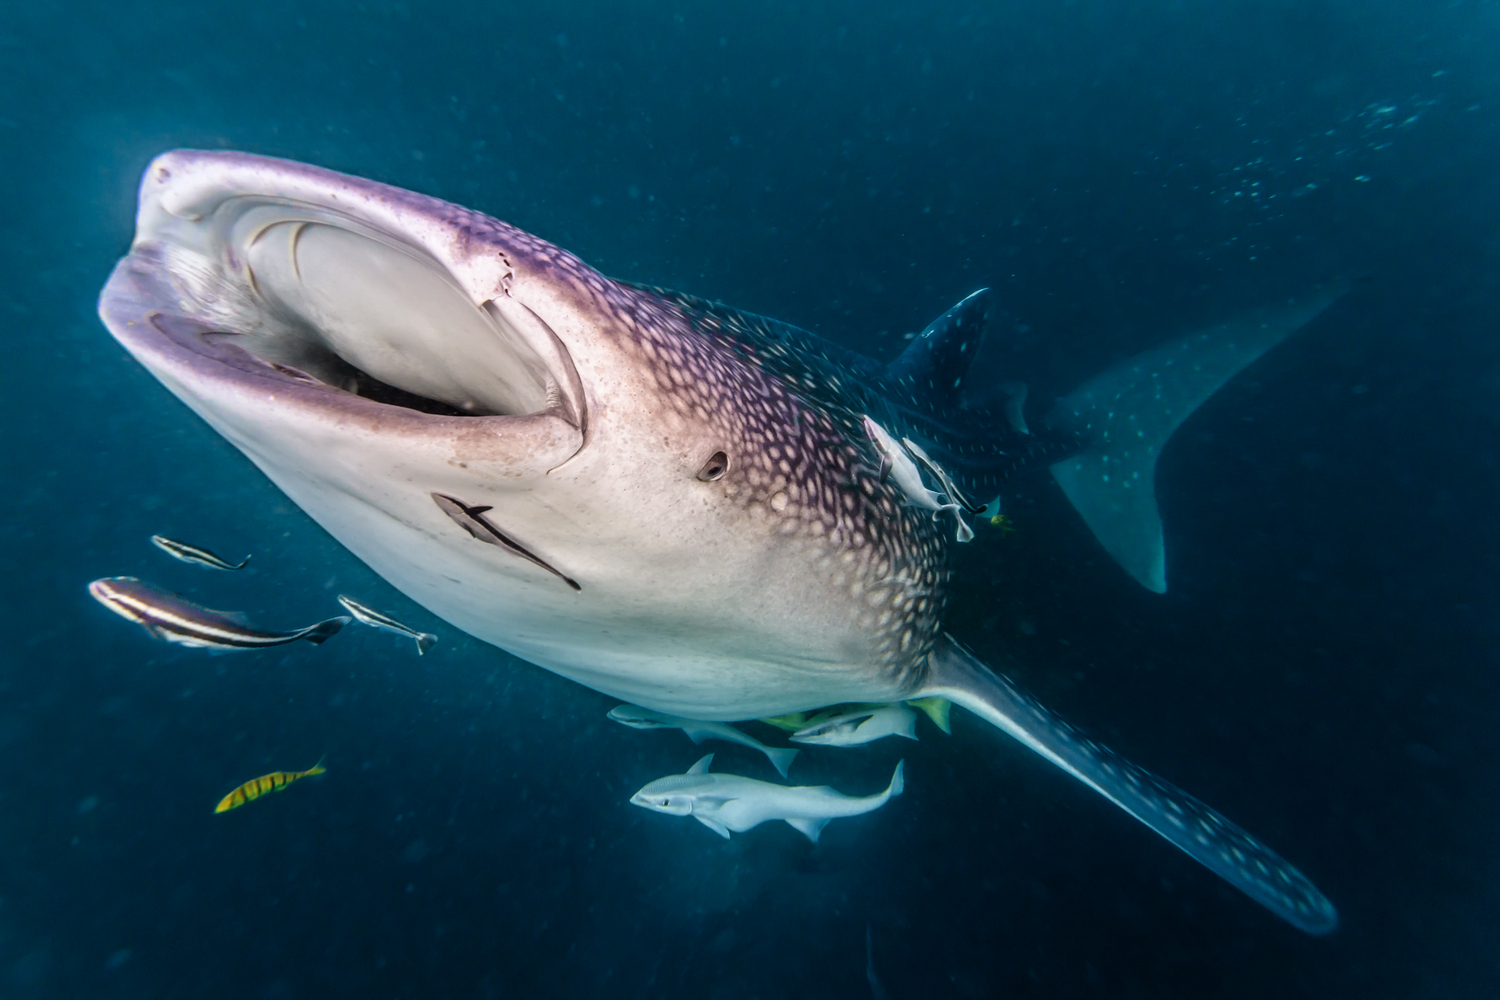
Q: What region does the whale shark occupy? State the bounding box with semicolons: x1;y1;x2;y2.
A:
97;151;1340;933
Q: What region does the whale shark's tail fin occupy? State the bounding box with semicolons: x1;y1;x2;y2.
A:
1047;291;1342;592
918;633;1337;934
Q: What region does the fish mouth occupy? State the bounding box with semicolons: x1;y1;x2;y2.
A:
99;150;587;439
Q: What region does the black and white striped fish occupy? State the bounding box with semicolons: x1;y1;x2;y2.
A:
336;594;438;654
88;577;349;650
150;534;250;570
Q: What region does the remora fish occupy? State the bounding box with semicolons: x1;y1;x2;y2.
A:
337;594;438;654
214;756;327;813
630;753;904;842
607;704;799;778
791;704;919;747
88;576;349;649
861;414;974;542
151;534;250;570
98;150;1340;932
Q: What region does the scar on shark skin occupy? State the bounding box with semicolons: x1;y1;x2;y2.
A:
430;492;581;591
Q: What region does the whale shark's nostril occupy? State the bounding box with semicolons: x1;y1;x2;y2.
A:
697;451;729;482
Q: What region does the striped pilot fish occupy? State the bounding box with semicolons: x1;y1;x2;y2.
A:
336;594;438;654
214;757;327;813
150;534;250;570
88;577;349;650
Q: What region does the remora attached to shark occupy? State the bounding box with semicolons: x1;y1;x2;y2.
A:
98;151;1340;933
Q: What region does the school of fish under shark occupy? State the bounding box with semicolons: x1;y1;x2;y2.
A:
89;150;1343;934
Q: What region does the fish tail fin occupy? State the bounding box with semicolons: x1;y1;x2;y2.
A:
885;760;905;799
764;746;799;779
896;710;919;741
907;696;952;734
415;632;438;655
1046;290;1342;592
785;816;829;842
307;754;328;776
232;555;250;570
919;633;1337;934
301;616;352;645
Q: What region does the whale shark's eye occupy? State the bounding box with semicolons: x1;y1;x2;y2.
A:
697;451;729;482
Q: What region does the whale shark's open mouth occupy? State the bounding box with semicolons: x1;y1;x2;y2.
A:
110;157;587;431
154;207;579;422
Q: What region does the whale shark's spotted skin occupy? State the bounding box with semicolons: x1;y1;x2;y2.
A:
651;288;1085;498
587;286;951;690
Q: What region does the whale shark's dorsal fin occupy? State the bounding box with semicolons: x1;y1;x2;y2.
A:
686;754;714;775
1047;290;1343;592
885;288;994;405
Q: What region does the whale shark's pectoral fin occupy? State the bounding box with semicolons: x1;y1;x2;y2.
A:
786;817;831;843
1047;290;1343;592
919;634;1338;935
695;815;732;839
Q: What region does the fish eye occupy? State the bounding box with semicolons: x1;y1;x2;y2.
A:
696;451;729;482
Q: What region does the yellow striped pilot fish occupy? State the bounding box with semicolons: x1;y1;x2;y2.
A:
214;757;326;813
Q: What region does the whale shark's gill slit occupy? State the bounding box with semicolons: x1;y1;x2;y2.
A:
431;493;581;591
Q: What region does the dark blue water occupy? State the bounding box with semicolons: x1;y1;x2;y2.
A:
3;1;1498;996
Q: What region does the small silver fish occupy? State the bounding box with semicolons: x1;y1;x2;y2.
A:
88;577;349;650
608;704;798;777
150;535;250;571
336;595;438;655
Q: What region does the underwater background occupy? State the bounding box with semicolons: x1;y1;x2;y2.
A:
2;1;1498;996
